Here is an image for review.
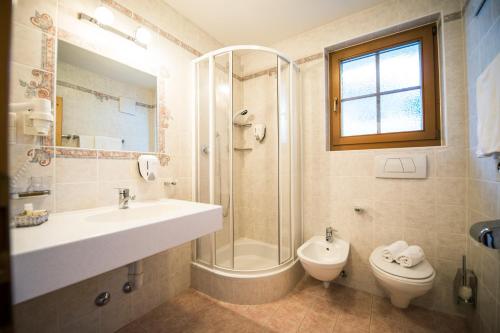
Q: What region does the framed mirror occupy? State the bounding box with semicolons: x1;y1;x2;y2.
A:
55;40;157;152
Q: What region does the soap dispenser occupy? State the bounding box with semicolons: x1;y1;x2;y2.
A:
138;155;159;182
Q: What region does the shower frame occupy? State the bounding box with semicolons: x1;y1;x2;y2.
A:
192;45;302;275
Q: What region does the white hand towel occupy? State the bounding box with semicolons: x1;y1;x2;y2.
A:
476;53;500;157
396;245;425;268
382;240;408;263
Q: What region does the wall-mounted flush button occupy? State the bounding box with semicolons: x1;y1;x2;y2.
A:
375;154;426;179
401;158;416;173
95;291;111;306
384;158;404;172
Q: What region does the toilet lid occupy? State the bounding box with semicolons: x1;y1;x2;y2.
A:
370;247;434;280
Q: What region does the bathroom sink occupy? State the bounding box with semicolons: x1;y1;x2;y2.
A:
86;202;190;223
11;199;222;303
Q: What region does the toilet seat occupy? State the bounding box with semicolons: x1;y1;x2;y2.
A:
369;247;434;281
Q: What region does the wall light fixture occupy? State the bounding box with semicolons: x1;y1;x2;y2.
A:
78;8;148;49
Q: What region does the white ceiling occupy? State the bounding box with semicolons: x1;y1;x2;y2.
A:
163;0;385;46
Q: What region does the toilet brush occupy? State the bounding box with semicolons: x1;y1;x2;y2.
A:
458;255;472;302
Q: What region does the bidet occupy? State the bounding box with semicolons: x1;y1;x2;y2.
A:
297;235;349;288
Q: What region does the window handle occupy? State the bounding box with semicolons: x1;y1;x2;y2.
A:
332;97;338;112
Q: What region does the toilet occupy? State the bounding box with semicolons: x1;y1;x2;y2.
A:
369;246;435;308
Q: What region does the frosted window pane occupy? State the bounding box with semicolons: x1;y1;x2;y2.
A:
341;97;377;136
380;43;421;92
380;89;423;133
341;55;376;98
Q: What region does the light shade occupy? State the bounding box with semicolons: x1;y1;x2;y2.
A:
135;27;152;45
94;6;114;25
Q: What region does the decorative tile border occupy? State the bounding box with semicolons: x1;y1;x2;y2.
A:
53;148;170;166
241;67;277;81
30;11;55;35
98;150;141;159
295;52;323;65
239;52;323;81
52;147;98;158
57;80;156;108
19;69;53;99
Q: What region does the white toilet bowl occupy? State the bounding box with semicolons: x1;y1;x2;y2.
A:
297;236;349;288
369;246;435;308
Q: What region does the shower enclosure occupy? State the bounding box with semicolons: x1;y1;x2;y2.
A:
193;46;302;275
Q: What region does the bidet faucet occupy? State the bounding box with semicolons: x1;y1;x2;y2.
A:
116;188;135;209
326;227;334;243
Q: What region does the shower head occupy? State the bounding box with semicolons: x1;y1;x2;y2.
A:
233;109;248;121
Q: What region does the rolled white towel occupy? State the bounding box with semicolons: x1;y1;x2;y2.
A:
396;245;425;268
382;240;408;263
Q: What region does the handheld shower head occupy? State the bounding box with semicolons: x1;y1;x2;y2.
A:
233;109;248;121
232;109;249;125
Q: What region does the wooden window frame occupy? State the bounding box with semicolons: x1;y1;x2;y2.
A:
329;24;441;151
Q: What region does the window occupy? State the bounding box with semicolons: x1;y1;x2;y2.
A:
329;24;440;150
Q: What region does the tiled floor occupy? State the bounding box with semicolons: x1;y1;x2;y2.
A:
118;277;469;333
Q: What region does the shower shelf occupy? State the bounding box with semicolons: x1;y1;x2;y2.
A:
234;123;252;128
233;147;253;151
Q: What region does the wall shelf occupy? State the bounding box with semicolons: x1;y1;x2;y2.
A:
10;190;51;200
233;123;252;128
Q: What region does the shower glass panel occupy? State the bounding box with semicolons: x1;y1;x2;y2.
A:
278;57;291;264
194;59;212;265
233;50;279;270
214;52;233;269
292;65;302;258
193;46;301;274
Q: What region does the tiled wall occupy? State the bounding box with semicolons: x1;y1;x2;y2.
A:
242;0;469;316
463;0;500;332
9;0;222;331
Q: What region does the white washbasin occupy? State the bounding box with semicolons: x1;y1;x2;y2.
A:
86;202;190;223
297;236;350;288
11;199;222;304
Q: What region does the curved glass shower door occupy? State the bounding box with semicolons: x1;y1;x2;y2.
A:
232;50;279;270
193;46;301;273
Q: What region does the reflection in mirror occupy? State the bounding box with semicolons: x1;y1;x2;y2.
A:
56;40;157;152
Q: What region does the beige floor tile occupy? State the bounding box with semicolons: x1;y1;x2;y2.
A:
334;312;371;333
299;310;337;333
118;285;470;333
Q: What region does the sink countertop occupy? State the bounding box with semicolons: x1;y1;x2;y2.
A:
10;199;222;304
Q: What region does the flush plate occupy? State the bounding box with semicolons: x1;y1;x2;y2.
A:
375;154;427;179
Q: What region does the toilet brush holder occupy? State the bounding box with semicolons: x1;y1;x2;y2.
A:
453;268;477;307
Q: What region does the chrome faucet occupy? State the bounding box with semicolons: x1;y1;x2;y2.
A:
326;227;334;243
116;188;135;209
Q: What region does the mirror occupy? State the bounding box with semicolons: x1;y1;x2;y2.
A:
55;40;157;152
